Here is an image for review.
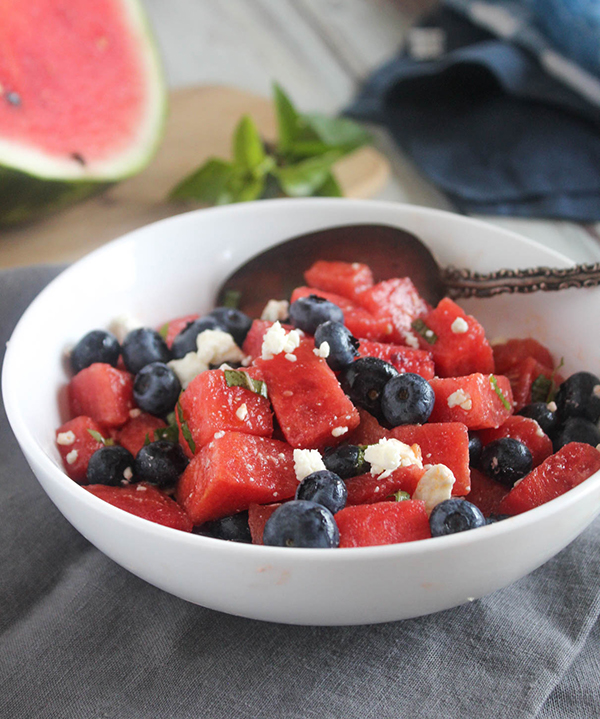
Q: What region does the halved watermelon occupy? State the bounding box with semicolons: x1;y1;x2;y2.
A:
0;0;165;224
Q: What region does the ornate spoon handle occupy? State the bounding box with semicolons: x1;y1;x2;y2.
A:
443;262;600;299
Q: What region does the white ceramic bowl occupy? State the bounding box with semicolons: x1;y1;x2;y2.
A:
4;199;600;626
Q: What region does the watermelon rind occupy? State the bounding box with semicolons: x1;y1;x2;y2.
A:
0;0;167;226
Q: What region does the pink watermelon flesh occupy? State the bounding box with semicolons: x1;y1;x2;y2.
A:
336;500;432;547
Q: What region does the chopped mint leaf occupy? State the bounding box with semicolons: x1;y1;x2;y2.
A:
387;490;411;502
158;322;169;340
177;401;196;454
222;289;242;309
531;375;552;404
224;369;268;399
411;318;437;345
87;429;114;446
490;375;512;411
154;423;180;444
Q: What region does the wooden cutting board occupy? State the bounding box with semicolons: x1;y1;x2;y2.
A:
0;86;390;269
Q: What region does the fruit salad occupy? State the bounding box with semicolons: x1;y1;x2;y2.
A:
56;259;600;548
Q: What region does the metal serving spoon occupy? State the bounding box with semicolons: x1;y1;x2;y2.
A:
217;223;600;314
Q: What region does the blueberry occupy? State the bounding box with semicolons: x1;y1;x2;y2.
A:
263;500;339;548
313;321;359;371
70;330;120;374
133;440;189;488
202;511;252;543
486;513;512;524
171;316;221;359
340;357;399;421
555;371;600;423
429;498;486;537
517;402;558;436
479;438;532;487
288;295;344;335
208;307;252;347
295;470;347;514
380;373;435;426
86;445;135;486
121;327;172;374
552;416;600;451
468;433;483;468
133;362;181;417
323;444;369;479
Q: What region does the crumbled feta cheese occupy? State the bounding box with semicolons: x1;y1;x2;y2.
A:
364;438;423;479
402;330;420;349
108;313;143;343
331;426;348;437
447;389;472;411
168;329;244;388
547;401;557;412
213;431;225;440
261;322;301;361
283;390;294;397
490;336;508;346
534;422;545;438
293;449;326;482
451;317;469;334
313;341;330;359
236;403;248;421
66;449;79;465
284;353;297;362
129;408;142;418
413;464;456;514
260;299;289;322
123;467;133;481
56;431;76;446
136;484;147;492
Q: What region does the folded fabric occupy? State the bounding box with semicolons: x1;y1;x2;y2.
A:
2;266;600;718
347;5;600;221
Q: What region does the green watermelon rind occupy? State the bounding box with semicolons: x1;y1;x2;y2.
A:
0;0;167;226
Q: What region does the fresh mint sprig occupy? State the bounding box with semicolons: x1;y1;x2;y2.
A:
169;83;370;204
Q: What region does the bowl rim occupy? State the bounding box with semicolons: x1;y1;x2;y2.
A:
3;197;599;562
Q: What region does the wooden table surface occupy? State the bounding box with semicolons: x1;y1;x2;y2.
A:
3;0;600;266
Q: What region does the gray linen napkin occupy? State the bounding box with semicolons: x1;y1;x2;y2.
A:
1;265;600;719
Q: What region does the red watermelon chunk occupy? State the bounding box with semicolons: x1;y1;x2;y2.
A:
415;298;494;377
493;338;554;375
498;442;600;515
160;314;200;349
356;278;430;344
68;363;134;428
290;286;393;341
115;412;167;457
478;415;552;468
85;483;193;532
505;357;563;411
255;339;359;449
304;260;373;302
429;373;513;429
56;415;106;482
358;340;435;379
465;468;511;517
336;500;431;547
178;368;273;450
346;407;389;446
345;466;425;505
248;502;282;544
176;432;297;525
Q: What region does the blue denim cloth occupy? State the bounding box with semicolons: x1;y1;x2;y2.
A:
347;5;600;221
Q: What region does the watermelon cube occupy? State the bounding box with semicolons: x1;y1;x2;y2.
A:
358;340;435;379
505;357;563;411
498;442;600;515
85;483;193;531
68;363;134;428
478;415;552;468
428;374;513;429
176;432;297;525
493;338;554;375
465;468;511;517
304;260;373;302
56;416;106;482
242;319;294;360
116;412;167;457
178;368;273;450
415;297;494;377
345;466;425;505
255;340;359;449
336;500;431;547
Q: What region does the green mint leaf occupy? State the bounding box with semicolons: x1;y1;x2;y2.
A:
273;82;302;152
233;115;266;172
154;423;180;444
222;289;242;309
490;375;512;411
272;150;343;197
224;369;268;399
231;174;266;203
144;432;152;446
313;171;343;197
169;158;234;202
411;318;437;345
176;400;196;454
158;322;169;340
387;490;411;502
303;113;371;150
87;429;114;446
